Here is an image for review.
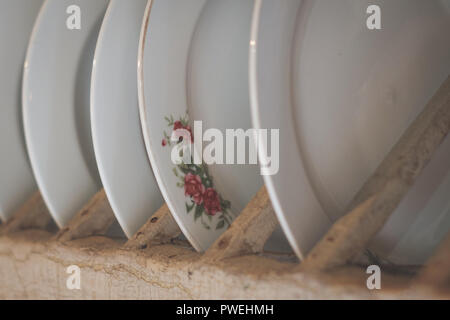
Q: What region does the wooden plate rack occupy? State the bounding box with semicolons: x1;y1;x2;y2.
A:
0;77;449;299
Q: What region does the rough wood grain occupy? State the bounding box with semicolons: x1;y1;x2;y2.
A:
416;232;450;292
125;204;181;249
0;192;53;235
301;76;450;272
55;189;116;242
202;186;278;263
1;230;440;300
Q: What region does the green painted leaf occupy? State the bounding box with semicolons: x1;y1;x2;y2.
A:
221;199;231;210
216;220;225;230
194;204;203;221
202;178;212;187
203;224;210;230
179;164;197;175
188;164;199;173
185;202;194;213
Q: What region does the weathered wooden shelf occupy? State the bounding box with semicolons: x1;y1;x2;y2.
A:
0;228;446;300
0;76;449;300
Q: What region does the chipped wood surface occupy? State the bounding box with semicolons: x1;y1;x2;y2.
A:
203;186;278;263
125;204;181;249
0;193;448;299
1;230;446;300
300;195;378;272
416;232;450;292
0;192;53;235
301;77;450;272
55;189;115;242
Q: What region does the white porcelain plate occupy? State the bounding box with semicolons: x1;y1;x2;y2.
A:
139;0;290;252
250;0;450;262
91;0;163;238
0;0;42;221
23;0;109;228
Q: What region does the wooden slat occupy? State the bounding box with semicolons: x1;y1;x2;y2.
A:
349;76;450;211
0;230;431;300
301;76;450;272
55;189;116;242
0;192;53;235
202;186;278;262
125;204;181;249
417;232;450;290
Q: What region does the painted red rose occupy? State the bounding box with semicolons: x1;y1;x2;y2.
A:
173;121;193;143
203;188;222;216
162;139;167;146
184;173;205;205
173;121;184;131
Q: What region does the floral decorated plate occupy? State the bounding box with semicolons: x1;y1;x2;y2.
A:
91;0;163;238
250;0;450;262
0;0;42;221
23;0;108;227
138;0;290;251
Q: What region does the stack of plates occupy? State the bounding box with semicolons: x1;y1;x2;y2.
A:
0;0;449;265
